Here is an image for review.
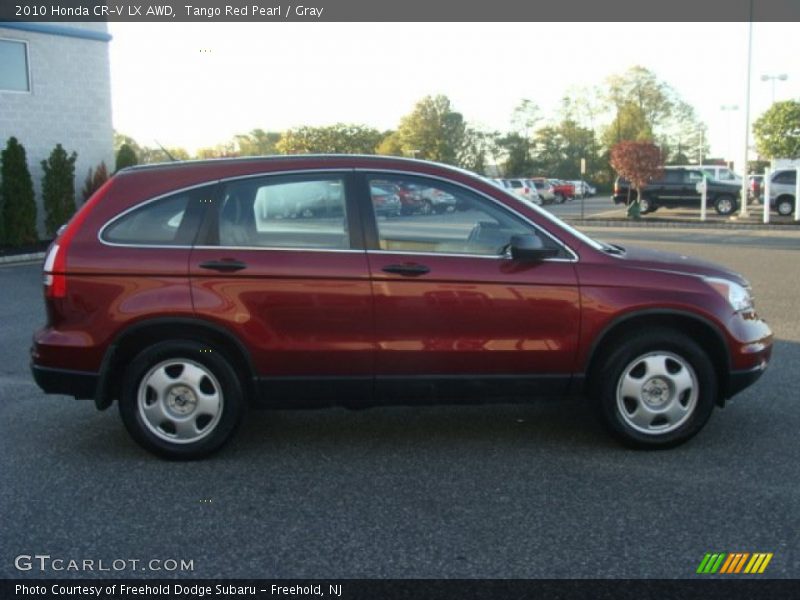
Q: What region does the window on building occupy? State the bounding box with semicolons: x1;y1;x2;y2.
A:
0;39;30;92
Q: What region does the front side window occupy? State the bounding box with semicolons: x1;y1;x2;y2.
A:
0;39;30;92
102;187;208;245
368;175;562;257
218;175;350;249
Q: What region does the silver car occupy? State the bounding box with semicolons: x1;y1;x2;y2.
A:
766;170;797;216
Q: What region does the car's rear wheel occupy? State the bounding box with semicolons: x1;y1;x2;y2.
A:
119;340;245;459
714;194;736;215
592;329;716;448
555;193;566;204
638;197;654;214
776;196;794;216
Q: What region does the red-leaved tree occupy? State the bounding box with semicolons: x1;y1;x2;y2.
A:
610;141;664;207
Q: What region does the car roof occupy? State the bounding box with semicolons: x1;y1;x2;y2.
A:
117;154;495;186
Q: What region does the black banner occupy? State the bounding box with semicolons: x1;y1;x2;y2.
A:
1;0;800;22
3;579;800;600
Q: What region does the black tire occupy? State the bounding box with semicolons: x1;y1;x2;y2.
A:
776;196;794;217
421;200;433;215
714;194;736;216
555;194;566;204
118;340;245;460
591;328;716;449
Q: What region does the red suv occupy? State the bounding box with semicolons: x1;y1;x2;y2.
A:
32;156;772;459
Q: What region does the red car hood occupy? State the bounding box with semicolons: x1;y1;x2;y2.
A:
614;244;748;286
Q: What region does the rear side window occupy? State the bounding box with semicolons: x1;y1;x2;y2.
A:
509;180;522;188
217;175;350;249
102;186;210;246
773;171;796;185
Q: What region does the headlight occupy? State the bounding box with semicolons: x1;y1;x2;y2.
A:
705;277;753;312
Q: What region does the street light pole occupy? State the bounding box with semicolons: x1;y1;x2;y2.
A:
740;6;754;217
761;73;789;104
721;104;739;163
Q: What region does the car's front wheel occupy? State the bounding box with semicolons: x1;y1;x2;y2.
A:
119;340;245;459
593;329;716;448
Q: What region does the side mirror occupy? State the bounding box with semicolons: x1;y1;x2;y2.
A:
509;234;559;261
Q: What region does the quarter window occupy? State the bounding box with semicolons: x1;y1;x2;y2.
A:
368;175;560;257
218;176;350;249
102;188;206;246
0;39;30;92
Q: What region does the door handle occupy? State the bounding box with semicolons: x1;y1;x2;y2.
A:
199;259;247;272
382;263;430;276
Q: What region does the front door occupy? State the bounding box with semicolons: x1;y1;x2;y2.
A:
358;172;581;403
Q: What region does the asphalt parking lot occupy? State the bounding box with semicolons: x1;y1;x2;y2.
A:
1;226;799;579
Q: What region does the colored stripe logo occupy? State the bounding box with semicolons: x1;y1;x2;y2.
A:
697;552;773;574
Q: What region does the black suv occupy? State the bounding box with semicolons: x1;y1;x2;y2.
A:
613;167;741;215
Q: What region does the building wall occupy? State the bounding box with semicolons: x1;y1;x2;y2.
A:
0;22;113;237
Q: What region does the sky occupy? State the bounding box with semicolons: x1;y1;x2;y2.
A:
108;21;800;165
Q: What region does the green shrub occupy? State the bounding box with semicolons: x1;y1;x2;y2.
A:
1;137;38;246
41;144;78;237
115;143;138;171
82;162;109;202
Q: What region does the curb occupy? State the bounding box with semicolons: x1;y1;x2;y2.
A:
0;251;45;265
565;219;800;231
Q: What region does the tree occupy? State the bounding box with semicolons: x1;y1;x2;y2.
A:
496;132;535;177
195;143;239;159
115;143;138;171
533;119;597;180
458;128;498;174
610;141;664;217
376;131;404;156
394;95;466;164
235;128;281;156
82;162;109;202
1;137;38;245
140;146;191;163
41;144;77;236
753;100;800;159
114;131;142;155
276;124;382;154
510;99;541;139
598;67;706;188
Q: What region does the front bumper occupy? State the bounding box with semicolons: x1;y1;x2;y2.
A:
726;360;769;399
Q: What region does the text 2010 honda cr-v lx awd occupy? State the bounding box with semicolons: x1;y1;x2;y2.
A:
31;156;773;459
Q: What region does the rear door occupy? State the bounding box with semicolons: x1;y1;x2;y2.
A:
682;169;705;207
189;170;374;406
357;172;581;403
